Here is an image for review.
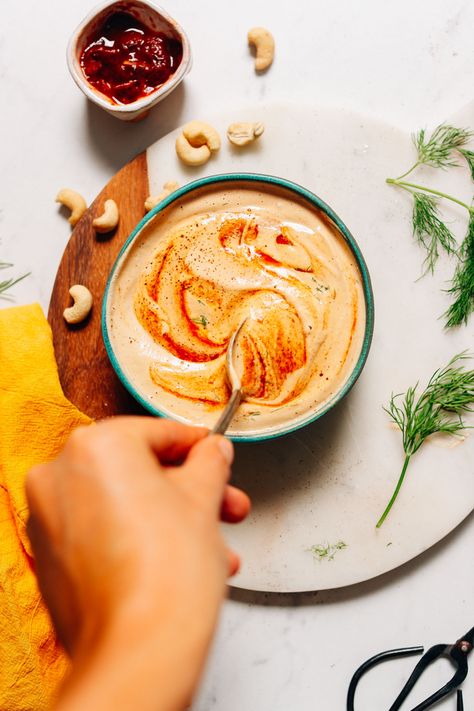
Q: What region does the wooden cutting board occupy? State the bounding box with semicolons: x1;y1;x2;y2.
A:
48;152;148;419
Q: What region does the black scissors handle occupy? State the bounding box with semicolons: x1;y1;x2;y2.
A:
347;646;423;711
347;626;473;711
388;642;467;711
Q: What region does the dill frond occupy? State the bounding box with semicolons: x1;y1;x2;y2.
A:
413;124;472;170
411;191;457;272
387;123;474;326
377;353;474;526
0;261;30;299
0;272;30;298
445;215;474;327
308;541;347;561
191;314;208;327
459;149;474;182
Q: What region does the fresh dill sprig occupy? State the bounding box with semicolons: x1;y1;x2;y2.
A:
394;124;472;181
445;213;474;326
0;263;30;299
459;149;474;181
377;353;474;527
386;122;474;326
308;541;347;562
411;192;457;272
412;124;472;171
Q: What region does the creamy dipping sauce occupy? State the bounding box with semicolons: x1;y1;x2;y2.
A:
106;182;368;436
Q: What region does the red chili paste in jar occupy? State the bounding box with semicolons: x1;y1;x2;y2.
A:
80;12;183;105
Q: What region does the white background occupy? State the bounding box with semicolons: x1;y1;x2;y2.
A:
2;0;474;708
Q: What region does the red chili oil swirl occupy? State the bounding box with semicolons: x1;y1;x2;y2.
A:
80;12;183;105
134;219;312;405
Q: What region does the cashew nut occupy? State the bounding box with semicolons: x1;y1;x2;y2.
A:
184;121;221;151
92;199;119;233
145;181;180;211
56;188;87;226
248;27;275;72
227;122;265;146
63;285;93;324
175;121;221;166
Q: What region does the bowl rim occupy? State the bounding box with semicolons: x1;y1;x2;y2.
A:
66;0;192;115
102;172;375;441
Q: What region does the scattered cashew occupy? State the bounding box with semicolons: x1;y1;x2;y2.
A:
145;181;180;211
176;135;210;166
248;27;275;72
92;199;119;233
227;122;265;147
63;285;93;324
56;188;87;226
175;121;221;166
183;121;221;151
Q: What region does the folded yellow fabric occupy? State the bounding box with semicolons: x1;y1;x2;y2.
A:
0;303;92;711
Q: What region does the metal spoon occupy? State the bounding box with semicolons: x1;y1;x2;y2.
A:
211;319;247;435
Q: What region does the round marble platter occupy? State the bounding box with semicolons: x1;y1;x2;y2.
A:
144;102;474;592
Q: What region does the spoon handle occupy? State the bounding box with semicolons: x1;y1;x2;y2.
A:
211;389;242;435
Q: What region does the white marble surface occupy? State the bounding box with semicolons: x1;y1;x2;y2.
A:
2;0;474;708
143;103;474;594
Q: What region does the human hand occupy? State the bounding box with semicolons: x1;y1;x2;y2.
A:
26;417;250;711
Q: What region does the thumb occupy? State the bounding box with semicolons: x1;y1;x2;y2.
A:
180;435;234;513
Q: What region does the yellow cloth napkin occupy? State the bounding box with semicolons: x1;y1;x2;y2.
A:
0;303;92;710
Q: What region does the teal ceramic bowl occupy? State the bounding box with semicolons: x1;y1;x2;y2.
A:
102;173;374;441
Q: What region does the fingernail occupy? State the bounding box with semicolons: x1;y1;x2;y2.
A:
217;437;234;464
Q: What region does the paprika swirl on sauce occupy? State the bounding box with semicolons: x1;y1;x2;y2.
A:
107;184;366;434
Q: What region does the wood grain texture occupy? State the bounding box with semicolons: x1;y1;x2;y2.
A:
48;152;148;419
